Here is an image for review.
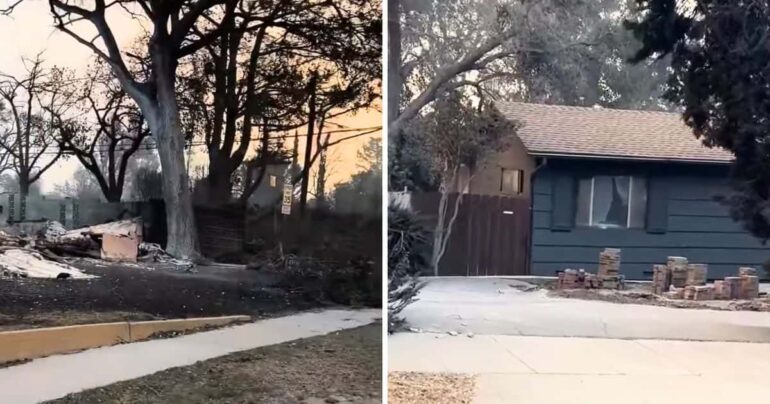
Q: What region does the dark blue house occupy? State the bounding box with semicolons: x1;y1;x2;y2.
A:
469;102;770;280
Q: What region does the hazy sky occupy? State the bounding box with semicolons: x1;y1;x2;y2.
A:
0;0;381;194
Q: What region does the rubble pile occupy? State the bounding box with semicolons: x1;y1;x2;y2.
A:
652;257;761;301
45;219;144;262
557;248;625;290
0;219;193;279
0;249;94;279
139;242;195;271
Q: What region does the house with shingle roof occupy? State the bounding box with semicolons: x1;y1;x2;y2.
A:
444;101;769;280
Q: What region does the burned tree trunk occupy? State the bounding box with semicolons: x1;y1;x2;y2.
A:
144;47;198;260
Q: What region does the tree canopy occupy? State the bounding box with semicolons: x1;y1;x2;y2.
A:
390;0;673;190
390;0;671;138
626;0;770;241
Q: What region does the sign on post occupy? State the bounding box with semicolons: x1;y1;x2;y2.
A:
281;183;293;215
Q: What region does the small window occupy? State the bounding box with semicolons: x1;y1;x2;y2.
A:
456;165;471;194
269;175;277;187
576;176;647;229
501;168;524;195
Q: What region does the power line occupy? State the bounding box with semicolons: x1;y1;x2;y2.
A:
26;126;381;155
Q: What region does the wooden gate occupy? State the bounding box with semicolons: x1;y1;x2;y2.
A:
411;193;530;276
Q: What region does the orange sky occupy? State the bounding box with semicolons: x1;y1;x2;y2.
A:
0;1;381;193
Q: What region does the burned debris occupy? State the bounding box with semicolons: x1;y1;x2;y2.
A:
0;219;192;279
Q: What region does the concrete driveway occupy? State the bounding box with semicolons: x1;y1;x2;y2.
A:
389;332;770;403
401;277;770;342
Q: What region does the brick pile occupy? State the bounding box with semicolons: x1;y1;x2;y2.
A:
723;277;742;299
556;249;625;290
683;285;695;300
598;248;621;290
686;264;708;286
558;269;582;289
663;287;684;299
652;264;670;295
668;256;688;288
655;258;709;299
651;259;762;301
713;280;726;299
558;269;604;289
739;267;759;299
693;285;715;301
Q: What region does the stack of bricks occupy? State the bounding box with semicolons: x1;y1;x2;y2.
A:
557;269;606;290
692;285;715;301
739;267;759;299
663;287;684;299
585;273;600;289
652;264;671;295
683;285;696;300
598;248;621;289
713;280;727;299
723;277;742;299
654;262;762;301
559;269;582;289
686;264;708;286
668;256;689;288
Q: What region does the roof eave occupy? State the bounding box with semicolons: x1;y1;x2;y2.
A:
528;151;733;165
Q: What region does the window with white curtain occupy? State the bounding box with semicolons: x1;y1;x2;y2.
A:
501;168;523;195
575;176;647;229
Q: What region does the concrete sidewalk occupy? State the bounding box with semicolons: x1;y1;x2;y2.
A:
390;332;770;403
0;308;380;404
404;277;770;342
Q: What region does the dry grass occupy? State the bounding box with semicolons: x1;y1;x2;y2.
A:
389;372;475;404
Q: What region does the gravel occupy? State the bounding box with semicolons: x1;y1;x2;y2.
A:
389;372;475;404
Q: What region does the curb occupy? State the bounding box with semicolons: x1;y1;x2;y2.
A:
0;315;250;364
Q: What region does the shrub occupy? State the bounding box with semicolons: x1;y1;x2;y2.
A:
273;254;381;308
388;205;430;332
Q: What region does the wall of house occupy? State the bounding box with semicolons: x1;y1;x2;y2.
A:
531;158;770;280
462;134;536;198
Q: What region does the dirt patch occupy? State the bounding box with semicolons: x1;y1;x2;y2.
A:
550;287;770;311
0;310;159;332
0;261;322;330
144;320;252;341
389;372;475;404
47;323;382;404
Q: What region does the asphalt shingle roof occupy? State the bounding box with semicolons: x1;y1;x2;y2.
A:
495;101;734;163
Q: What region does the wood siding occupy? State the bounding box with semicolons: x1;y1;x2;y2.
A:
531;159;770;280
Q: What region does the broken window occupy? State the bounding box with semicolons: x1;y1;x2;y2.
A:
575;176;647;229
